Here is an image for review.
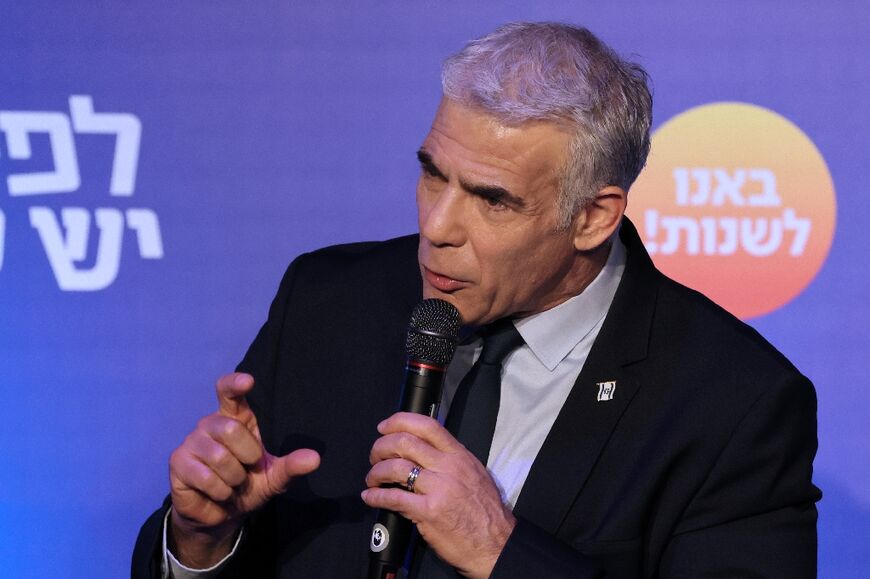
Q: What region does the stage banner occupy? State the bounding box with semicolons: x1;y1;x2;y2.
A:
1;2;867;577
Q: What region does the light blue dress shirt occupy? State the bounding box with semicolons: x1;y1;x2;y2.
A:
440;236;625;509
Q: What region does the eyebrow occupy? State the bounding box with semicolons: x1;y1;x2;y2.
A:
461;181;527;209
415;148;527;209
416;149;447;181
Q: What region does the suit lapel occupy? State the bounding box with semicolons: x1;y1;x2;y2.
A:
512;218;659;535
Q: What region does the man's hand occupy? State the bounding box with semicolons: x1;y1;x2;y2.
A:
361;412;516;579
168;372;321;568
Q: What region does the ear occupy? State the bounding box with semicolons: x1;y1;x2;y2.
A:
572;185;627;251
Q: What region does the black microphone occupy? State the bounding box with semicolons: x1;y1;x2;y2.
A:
368;298;461;579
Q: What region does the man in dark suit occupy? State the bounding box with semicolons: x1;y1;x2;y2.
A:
134;22;820;578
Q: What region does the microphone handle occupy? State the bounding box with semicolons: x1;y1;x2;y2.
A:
368;361;445;579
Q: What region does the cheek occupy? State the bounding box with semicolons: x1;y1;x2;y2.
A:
415;181;427;221
481;234;565;289
474;241;527;293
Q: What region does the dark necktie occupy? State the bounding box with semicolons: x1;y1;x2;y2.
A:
445;319;525;463
411;319;525;579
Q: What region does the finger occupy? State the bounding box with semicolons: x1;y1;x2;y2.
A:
215;373;255;418
264;448;321;495
361;486;427;520
369;431;441;469
171;447;234;503
186;429;248;488
200;415;263;466
378;412;462;453
365;458;429;491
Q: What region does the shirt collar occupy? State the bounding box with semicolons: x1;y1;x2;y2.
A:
512;235;626;371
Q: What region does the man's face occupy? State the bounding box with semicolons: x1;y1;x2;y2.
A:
416;99;588;326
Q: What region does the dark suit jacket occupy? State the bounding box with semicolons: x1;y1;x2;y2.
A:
133;219;821;578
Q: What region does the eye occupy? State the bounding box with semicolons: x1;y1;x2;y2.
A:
482;195;508;211
422;164;439;178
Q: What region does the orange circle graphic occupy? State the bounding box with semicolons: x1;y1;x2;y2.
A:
626;102;836;320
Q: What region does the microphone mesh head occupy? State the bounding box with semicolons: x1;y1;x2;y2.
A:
406;299;461;367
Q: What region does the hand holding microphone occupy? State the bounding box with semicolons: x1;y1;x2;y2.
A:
365;299;461;579
364;300;518;579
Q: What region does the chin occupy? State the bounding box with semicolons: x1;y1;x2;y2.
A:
452;301;484;327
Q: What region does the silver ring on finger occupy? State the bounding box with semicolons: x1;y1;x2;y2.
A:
406;464;422;493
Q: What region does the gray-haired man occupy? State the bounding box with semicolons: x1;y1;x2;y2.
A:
134;22;820;578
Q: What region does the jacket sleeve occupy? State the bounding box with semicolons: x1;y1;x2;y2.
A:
131;497;172;579
658;373;820;577
491;518;606;578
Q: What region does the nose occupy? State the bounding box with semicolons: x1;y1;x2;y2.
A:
418;185;466;248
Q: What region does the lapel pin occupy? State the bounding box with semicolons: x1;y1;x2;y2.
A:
596;381;617;402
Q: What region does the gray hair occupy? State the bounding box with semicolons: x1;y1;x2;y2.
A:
442;22;652;229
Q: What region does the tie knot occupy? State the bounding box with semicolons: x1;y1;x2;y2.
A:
479;319;524;365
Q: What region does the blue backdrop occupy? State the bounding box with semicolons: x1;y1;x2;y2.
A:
1;2;867;577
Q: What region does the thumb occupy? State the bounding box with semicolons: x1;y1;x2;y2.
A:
266;448;321;494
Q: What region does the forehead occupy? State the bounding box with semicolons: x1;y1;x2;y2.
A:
423;99;571;192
